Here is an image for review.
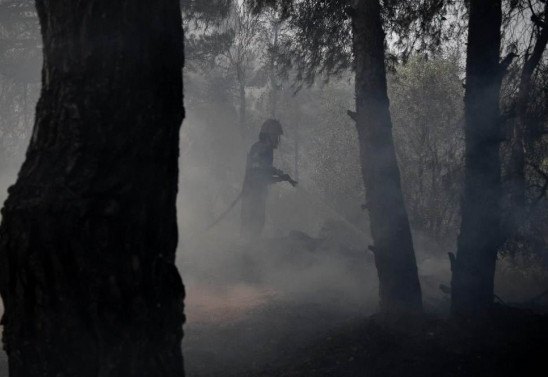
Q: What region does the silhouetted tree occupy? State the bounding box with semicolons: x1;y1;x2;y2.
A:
0;1;186;375
503;0;548;255
245;0;465;314
451;0;505;316
349;0;422;314
220;4;264;136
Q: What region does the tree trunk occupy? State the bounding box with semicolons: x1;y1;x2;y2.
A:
294;117;300;182
0;1;186;376
269;20;280;118
451;0;503;316
350;0;422;315
237;66;247;137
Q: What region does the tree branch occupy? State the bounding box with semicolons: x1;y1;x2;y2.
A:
347;110;357;122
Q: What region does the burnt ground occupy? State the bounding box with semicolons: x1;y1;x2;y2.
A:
1;303;547;377
261;306;548;377
182;231;548;377
1;230;547;377
185;301;548;377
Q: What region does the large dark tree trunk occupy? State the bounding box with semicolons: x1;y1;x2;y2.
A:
350;0;422;314
451;0;503;316
0;1;186;376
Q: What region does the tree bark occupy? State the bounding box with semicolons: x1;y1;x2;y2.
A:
451;0;503;316
0;1;185;376
350;0;422;315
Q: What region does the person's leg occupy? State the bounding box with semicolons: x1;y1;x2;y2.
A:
240;190;267;240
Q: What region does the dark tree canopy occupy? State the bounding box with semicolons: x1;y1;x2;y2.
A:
247;0;458;85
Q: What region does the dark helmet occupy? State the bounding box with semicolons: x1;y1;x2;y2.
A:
260;119;283;137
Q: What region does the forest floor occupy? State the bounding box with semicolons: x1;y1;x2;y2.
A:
180;233;548;377
0;231;547;377
184;296;548;377
260;306;548;377
0;302;546;377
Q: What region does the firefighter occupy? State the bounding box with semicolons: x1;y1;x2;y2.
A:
241;119;297;239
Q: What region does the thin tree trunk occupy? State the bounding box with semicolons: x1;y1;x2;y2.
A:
451;0;503;316
507;2;548;234
350;0;422;314
237;66;247;137
0;1;185;376
294;116;300;182
269;20;280;118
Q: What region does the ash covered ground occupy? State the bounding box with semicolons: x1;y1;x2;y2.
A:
0;222;546;377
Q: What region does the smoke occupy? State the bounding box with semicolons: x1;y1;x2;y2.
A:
0;15;546;373
174;80;459;375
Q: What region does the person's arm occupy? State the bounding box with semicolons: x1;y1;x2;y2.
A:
272;167;284;176
252;144;297;186
271;167;298;186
